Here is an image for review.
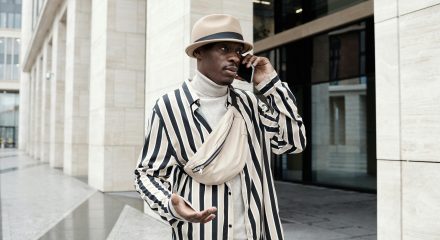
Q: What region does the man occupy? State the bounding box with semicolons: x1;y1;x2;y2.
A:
135;14;306;239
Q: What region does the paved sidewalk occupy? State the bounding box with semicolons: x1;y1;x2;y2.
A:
0;149;376;239
277;182;376;240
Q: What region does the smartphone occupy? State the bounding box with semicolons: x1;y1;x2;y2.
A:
237;64;254;83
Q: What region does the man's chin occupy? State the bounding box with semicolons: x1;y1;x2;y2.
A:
219;78;235;86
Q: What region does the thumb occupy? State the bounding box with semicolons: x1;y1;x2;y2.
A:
171;193;181;206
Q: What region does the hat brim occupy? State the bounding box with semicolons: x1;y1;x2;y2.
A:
185;39;253;58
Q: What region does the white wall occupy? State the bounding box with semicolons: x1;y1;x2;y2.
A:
375;0;440;239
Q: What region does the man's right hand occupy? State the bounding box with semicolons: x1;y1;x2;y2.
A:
171;193;217;223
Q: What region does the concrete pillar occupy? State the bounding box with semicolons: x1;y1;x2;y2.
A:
88;0;146;191
19;0;33;151
375;1;440;239
32;57;43;160
19;73;30;151
49;19;67;168
64;0;91;176
27;68;36;155
40;43;52;162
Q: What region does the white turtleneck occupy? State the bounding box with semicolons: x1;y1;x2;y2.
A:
189;70;248;240
190;70;229;127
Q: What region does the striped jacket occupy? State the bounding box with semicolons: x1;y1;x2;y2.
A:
134;75;306;239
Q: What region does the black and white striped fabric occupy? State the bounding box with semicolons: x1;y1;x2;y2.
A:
135;75;306;240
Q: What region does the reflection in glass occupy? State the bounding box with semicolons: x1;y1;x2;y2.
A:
261;19;375;190
253;0;275;41
0;0;21;29
254;0;366;41
311;79;374;189
0;92;19;148
310;21;375;190
0;37;20;81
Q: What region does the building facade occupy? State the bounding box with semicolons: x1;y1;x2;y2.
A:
375;0;440;239
18;0;440;239
0;0;21;148
19;0;146;191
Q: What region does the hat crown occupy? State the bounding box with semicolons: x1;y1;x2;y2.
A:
185;14;253;58
191;14;243;42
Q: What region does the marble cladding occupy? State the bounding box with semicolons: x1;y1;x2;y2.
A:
374;18;400;160
375;1;440;239
40;43;52;163
402;162;440;239
377;160;401;240
88;0;145;191
399;4;440;162
374;0;397;23
18;0;32;151
34;57;43;159
49;20;66;168
27;69;35;155
18;73;30;150
64;0;91;176
398;0;440;16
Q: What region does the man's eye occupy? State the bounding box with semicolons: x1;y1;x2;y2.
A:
220;47;228;52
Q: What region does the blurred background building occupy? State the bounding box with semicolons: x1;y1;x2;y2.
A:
0;0;21;149
11;0;440;239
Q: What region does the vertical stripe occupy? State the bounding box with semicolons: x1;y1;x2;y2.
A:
199;184;205;239
222;185;229;238
175;89;197;153
211;185;218;239
262;140;283;239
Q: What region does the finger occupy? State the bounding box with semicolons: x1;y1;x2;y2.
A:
247;56;259;68
201;214;216;224
241;54;253;65
200;207;217;219
251;56;269;68
188;210;209;222
192;207;217;222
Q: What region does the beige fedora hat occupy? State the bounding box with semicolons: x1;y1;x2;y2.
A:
185;14;253;58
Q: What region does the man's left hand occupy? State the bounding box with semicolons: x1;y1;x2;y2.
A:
241;54;275;85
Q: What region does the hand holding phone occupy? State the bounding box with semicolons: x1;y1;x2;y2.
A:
236;64;254;83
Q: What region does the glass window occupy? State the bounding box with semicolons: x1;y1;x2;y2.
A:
254;0;275;41
14;13;20;28
7;12;13;28
0;37;20;81
267;19;376;191
0;92;19;148
254;0;367;41
0;13;6;28
0;0;22;29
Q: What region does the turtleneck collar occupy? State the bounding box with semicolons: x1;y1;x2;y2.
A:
190;70;228;98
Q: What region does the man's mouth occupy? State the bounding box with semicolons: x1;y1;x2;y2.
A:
224;65;238;74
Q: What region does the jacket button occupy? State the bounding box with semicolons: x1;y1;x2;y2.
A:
229;224;232;228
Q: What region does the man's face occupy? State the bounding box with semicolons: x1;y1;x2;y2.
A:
195;42;244;86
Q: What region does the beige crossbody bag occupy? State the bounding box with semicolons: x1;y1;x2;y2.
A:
183;107;248;185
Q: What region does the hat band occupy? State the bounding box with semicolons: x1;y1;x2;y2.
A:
195;31;244;43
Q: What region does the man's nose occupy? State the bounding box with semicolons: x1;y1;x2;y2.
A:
227;52;241;64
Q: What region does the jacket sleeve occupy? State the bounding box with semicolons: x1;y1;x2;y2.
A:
256;72;307;154
134;109;183;225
